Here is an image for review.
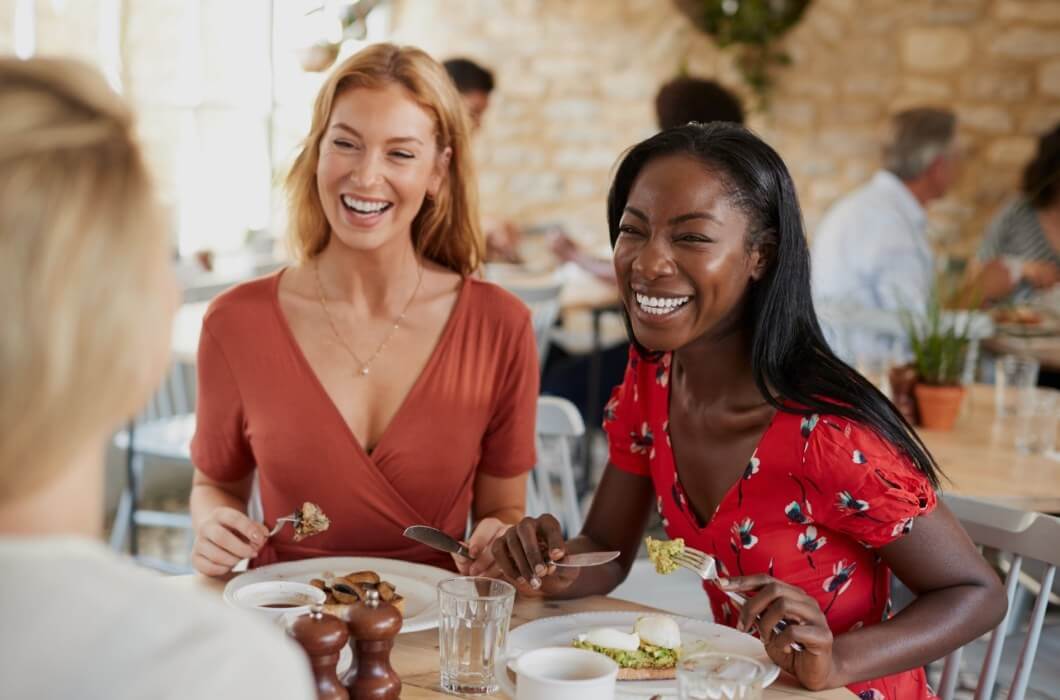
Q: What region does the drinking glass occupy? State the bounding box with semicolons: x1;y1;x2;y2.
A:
676;652;768;700
1015;388;1058;455
437;577;515;694
995;355;1040;418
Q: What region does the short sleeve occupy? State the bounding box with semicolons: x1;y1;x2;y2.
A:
478;316;539;477
603;349;651;476
190;323;256;482
805;416;937;548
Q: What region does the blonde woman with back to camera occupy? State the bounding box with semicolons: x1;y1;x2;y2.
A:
189;44;538;576
0;58;315;699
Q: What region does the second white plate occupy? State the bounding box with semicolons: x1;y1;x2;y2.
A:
507;611;780;698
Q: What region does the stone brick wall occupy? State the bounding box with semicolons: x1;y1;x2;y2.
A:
389;0;1060;260
2;0;1056;260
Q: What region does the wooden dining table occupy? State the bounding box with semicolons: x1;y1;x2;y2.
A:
173;574;854;699
917;383;1060;513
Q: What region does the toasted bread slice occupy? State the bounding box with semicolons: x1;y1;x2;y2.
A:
616;666;676;681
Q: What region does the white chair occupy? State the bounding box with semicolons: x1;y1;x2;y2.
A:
504;282;563;370
109;362;197;573
938;494;1060;700
527;396;585;536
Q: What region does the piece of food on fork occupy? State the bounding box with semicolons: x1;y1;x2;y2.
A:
292;501;330;541
646;536;725;585
645;536;685;575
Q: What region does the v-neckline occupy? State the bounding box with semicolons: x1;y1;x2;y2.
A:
663;353;779;531
270;268;469;462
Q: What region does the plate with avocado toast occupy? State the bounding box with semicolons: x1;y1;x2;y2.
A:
507;610;779;696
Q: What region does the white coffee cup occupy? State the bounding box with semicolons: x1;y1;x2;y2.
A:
501;647;619;700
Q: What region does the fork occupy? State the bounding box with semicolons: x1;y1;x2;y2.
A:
674;545;805;652
267;516;298;537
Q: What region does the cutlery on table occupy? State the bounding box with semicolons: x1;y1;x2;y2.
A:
674;544;805;651
402;525;621;568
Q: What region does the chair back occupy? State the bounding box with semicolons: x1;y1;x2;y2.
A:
938;494;1060;700
504;282;563;369
142;361;196;421
528;396;585;536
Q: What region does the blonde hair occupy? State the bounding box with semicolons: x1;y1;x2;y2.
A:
285;43;483;276
883;107;957;181
0;57;172;502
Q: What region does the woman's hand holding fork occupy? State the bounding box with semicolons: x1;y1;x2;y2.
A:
720;575;844;691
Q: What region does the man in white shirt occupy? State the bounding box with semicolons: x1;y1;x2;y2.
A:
811;108;960;362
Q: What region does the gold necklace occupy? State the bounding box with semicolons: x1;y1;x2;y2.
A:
313;258;423;377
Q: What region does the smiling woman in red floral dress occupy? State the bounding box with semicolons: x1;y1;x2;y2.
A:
489;123;1007;698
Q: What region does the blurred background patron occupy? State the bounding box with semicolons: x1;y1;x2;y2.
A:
812;107;960;361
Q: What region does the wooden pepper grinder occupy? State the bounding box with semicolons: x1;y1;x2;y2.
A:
343;588;402;700
288;606;350;700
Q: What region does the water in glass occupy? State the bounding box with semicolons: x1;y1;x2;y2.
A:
677;652;767;700
437;577;515;694
995;355;1040;418
1015;388;1058;455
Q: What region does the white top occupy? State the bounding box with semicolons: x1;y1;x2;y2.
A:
0;536;316;700
811;170;933;361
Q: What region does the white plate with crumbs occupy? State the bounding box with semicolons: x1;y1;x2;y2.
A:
507;611;780;697
223;556;452;633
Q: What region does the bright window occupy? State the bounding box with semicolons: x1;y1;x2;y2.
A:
7;0;390;256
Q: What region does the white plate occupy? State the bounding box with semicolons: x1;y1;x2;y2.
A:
224;556;453;633
507;611;780;698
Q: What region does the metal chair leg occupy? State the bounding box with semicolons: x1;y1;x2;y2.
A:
124;420;140;556
109;487;132;552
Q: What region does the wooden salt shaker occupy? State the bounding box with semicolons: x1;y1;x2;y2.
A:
288;606;350;700
343;588;402;700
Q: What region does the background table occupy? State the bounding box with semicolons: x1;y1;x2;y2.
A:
173;574;854;698
918;384;1060;513
983;334;1060;374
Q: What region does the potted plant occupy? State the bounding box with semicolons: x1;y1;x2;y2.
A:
902;295;972;430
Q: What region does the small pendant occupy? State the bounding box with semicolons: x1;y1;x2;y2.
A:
359;367;370;376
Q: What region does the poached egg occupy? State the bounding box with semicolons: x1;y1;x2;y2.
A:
580;627;640;652
634;615;682;650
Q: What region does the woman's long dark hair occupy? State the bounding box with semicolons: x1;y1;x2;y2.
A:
1022;121;1060;209
607;123;941;488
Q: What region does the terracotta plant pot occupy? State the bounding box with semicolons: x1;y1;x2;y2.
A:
914;383;965;430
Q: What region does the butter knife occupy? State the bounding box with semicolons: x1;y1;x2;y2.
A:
402;525;620;568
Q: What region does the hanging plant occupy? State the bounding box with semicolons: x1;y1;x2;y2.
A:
674;0;812;109
298;0;388;72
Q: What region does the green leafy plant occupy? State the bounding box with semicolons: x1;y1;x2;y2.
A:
674;0;811;109
902;293;972;386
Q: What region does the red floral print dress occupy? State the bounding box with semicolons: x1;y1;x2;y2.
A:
604;349;939;699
